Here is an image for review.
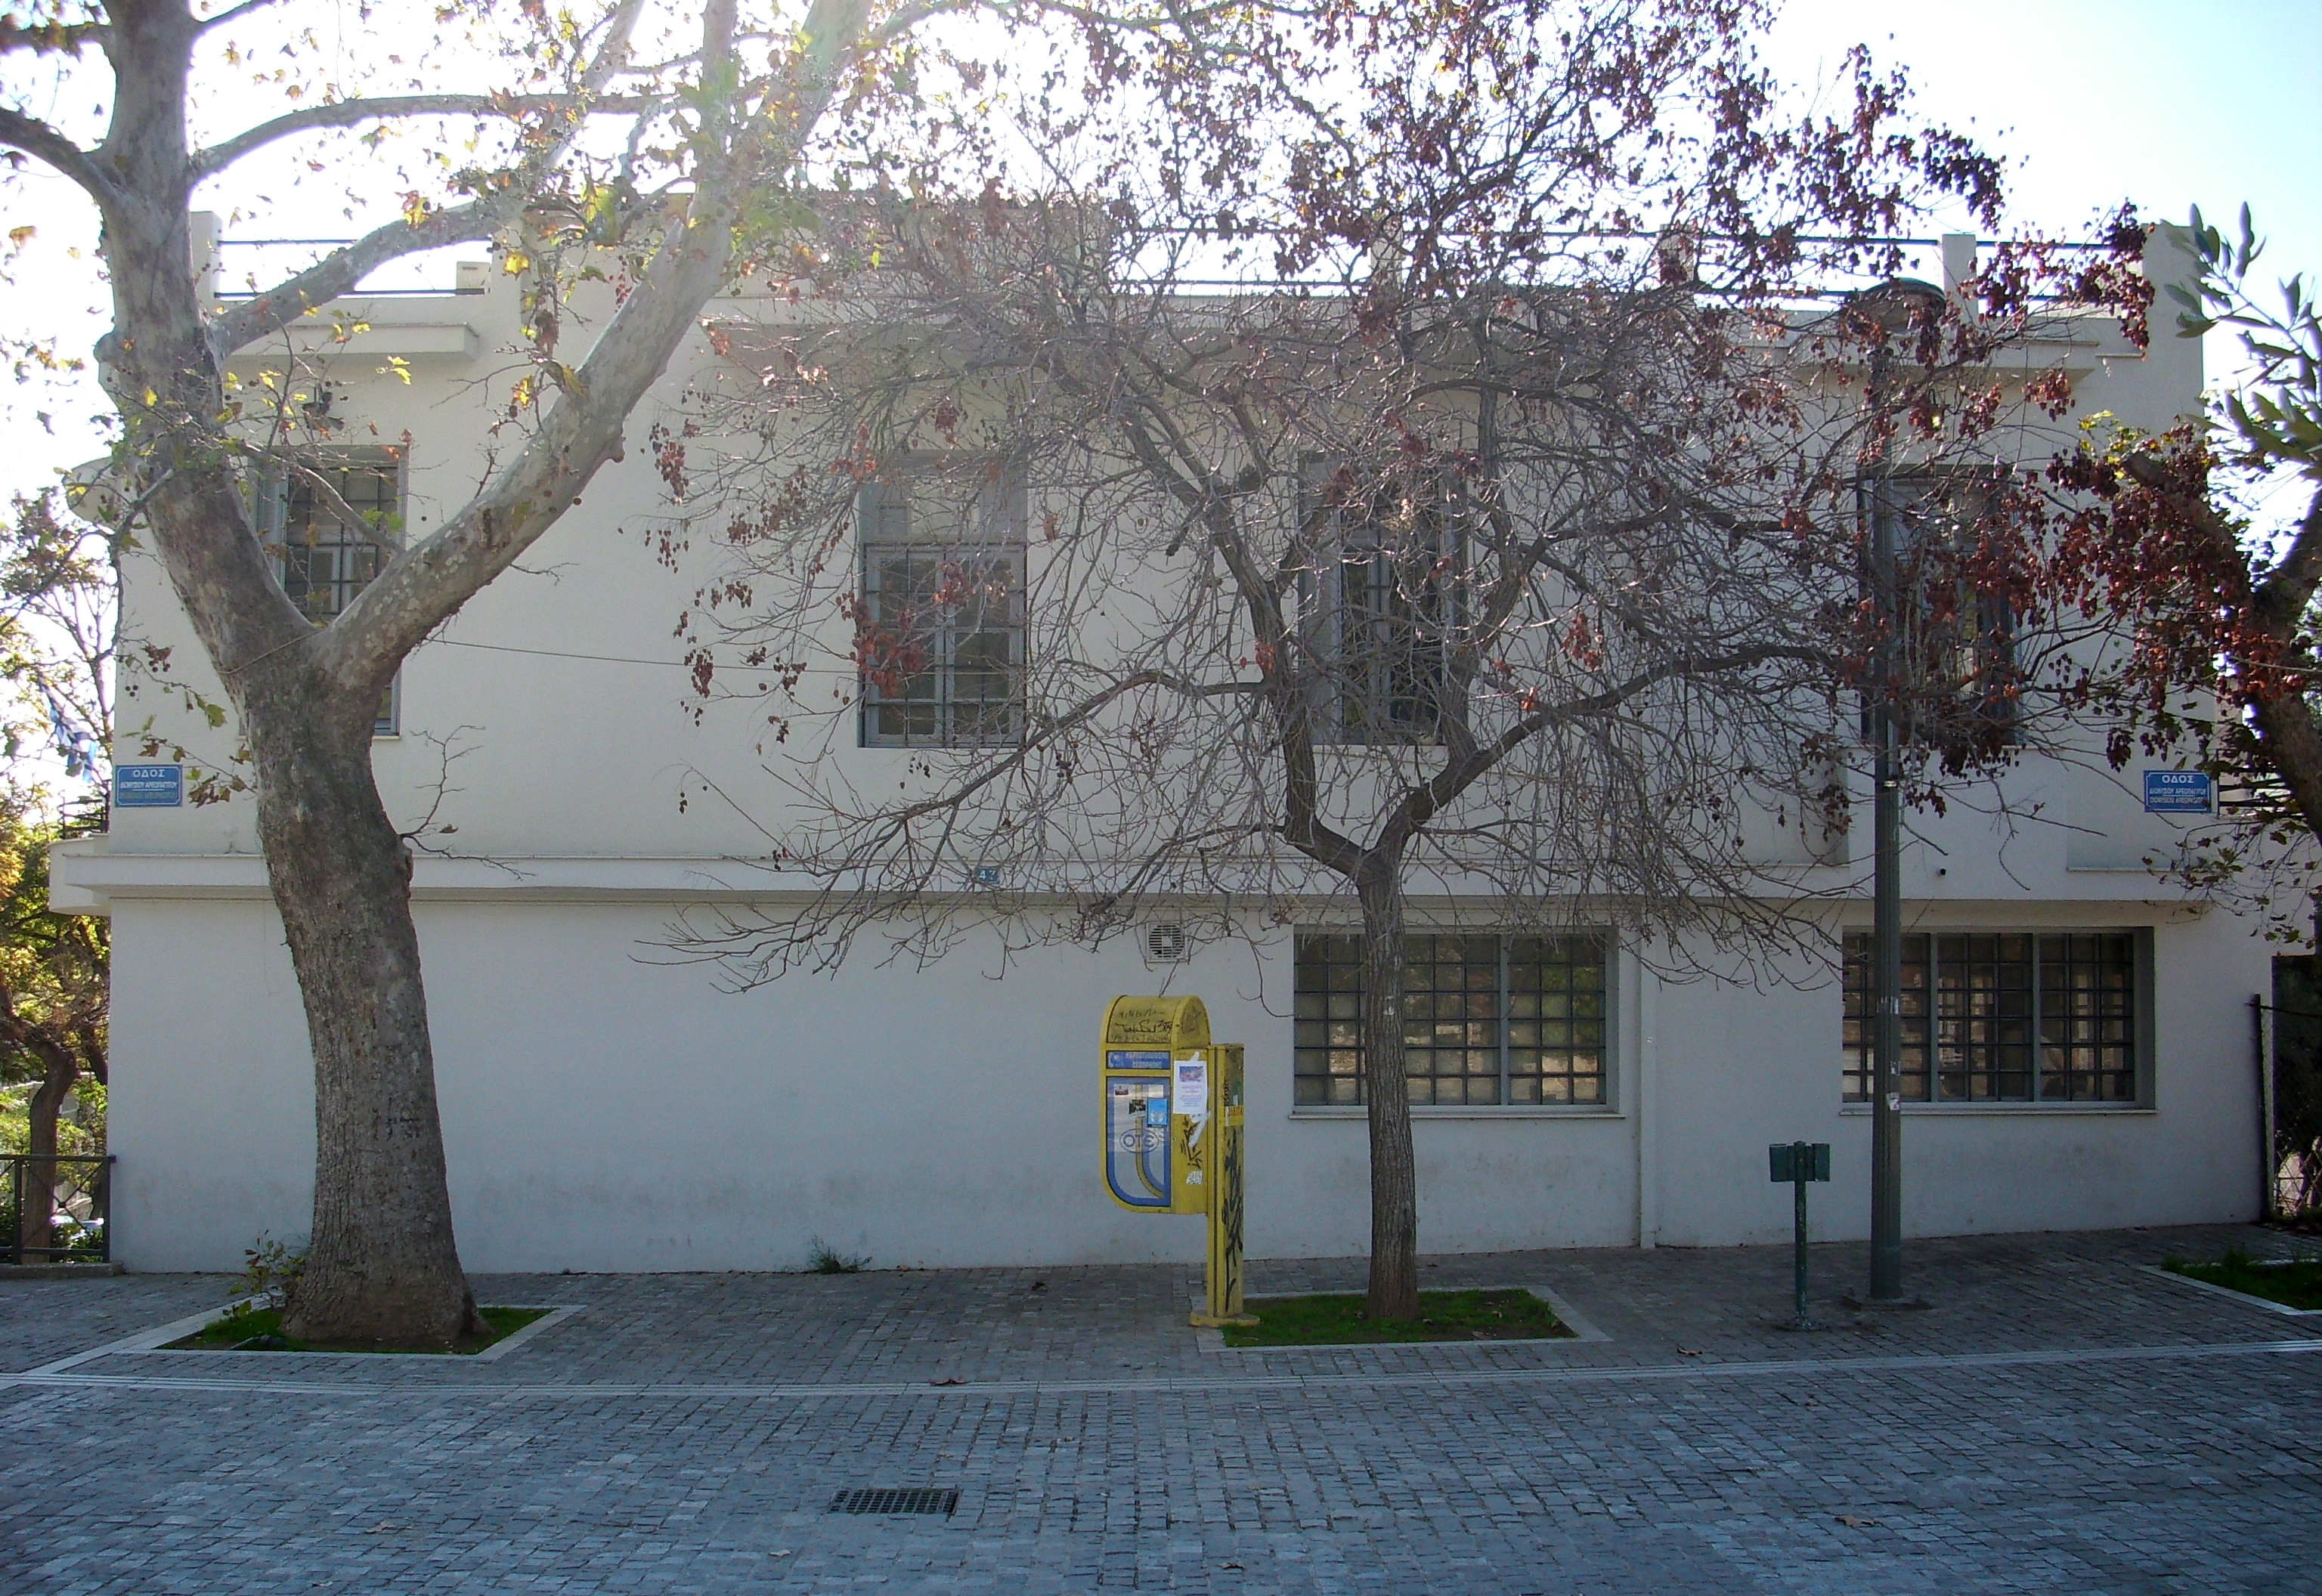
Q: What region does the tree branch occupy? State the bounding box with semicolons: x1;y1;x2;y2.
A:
193;92;652;181
209;0;652;355
0;106;112;199
0;17;106;52
2252;479;2322;637
195;0;289;31
317;0;874;691
2124;455;2322;846
1377;642;1822;857
206;200;499;357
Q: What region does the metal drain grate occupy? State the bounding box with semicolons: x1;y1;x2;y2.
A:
829;1487;958;1517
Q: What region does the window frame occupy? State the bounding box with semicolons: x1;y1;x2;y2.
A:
855;466;1028;750
1292;929;1615;1114
1840;926;2153;1109
252;448;407;738
1299;466;1469;747
1859;469;2020;750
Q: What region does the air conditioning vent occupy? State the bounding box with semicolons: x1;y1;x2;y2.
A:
1144;922;1191;966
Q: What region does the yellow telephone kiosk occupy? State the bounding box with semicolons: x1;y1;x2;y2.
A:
1101;995;1255;1327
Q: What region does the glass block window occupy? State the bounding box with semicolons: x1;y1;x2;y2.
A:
1843;931;2137;1103
857;471;1025;747
1294;933;1608;1107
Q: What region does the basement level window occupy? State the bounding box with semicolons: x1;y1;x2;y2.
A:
1841;931;2141;1104
1294;933;1607;1107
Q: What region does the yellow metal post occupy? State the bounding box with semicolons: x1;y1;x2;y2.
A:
1190;1043;1256;1327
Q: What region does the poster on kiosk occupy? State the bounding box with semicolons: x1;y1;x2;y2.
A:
1101;995;1252;1325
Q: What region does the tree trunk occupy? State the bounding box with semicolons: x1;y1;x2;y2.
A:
249;685;481;1350
14;1041;77;1260
1356;854;1420;1319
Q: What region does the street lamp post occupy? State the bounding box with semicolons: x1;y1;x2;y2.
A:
1868;485;1905;1302
1853;278;1945;1307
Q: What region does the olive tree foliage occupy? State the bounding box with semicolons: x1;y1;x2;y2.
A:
0;788;107;1263
2008;209;2322;938
1;490;113;787
0;490;113;1265
644;0;2074;1315
0;0;1277;1344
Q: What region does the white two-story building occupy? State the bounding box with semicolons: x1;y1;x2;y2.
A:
53;224;2271;1273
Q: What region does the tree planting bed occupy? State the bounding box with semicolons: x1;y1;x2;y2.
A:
1222;1287;1572;1347
164;1304;550;1355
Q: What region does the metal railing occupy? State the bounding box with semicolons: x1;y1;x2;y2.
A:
2;1155;114;1266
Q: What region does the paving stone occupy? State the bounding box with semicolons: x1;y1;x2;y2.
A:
0;1224;2315;1591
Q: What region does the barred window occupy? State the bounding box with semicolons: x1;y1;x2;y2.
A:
1294;933;1607;1106
1862;473;2018;750
1302;469;1462;745
856;470;1025;747
254;451;404;735
277;458;398;623
1841;932;2138;1104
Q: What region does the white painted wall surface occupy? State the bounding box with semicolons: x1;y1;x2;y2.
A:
102;892;2268;1272
74;225;2273;1273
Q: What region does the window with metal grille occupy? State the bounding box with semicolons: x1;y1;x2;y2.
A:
1861;473;2018;751
1302;469;1463;744
856;470;1024;747
1294;933;1607;1107
253;451;404;735
1841;931;2138;1103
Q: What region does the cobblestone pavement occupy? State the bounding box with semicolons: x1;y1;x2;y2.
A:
3;1225;2317;1594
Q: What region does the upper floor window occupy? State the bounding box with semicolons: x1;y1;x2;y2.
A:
252;450;404;735
856;468;1025;748
1302;469;1463;744
258;452;404;625
1862;474;2018;750
1295;932;1607;1107
1841;930;2140;1104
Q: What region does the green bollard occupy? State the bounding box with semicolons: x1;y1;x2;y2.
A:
1769;1141;1831;1330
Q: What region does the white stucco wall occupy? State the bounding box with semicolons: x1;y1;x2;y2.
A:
72;224;2272;1273
101;892;2268;1273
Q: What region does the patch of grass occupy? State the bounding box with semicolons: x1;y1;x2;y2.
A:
808;1236;870;1273
164;1304;549;1355
1223;1288;1571;1347
2163;1250;2322;1311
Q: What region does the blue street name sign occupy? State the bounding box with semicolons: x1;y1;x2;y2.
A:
114;763;183;808
2142;770;2213;814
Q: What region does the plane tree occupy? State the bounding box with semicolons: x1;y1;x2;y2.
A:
0;0;1298;1346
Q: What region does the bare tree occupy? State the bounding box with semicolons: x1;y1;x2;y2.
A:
0;0;1274;1345
643;3;2128;1316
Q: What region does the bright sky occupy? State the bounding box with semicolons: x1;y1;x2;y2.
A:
1766;0;2322;367
2;0;2314;503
